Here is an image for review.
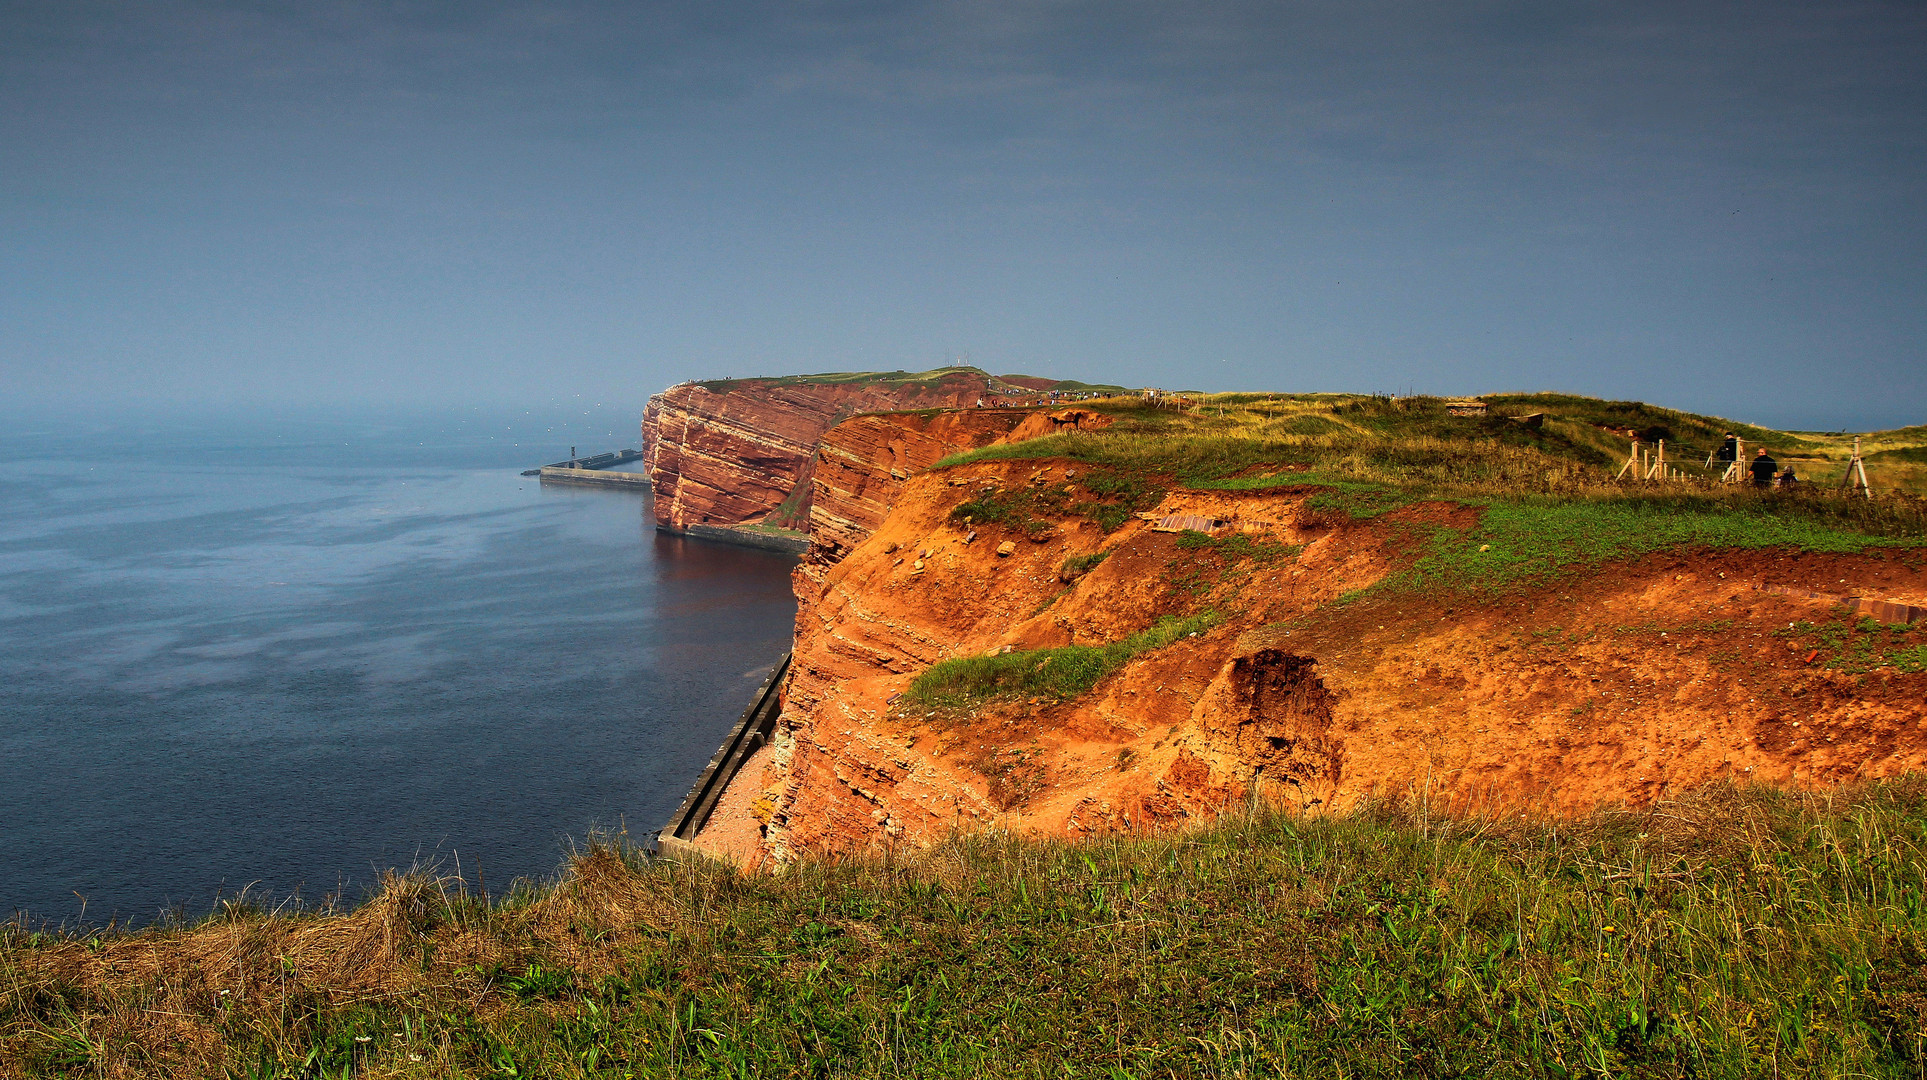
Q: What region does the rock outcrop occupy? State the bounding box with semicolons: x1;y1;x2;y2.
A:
641;368;1108;534
808;409;1079;567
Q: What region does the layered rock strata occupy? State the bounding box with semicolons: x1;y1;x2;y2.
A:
641;369;1087;533
807;409;1099;568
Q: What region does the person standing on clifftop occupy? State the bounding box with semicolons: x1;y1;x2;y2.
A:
1716;432;1738;462
1751;447;1778;487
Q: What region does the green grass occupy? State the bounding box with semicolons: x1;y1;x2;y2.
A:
1482;392;1829;455
921;394;1927;614
705;521;808;538
763;479;812;530
930;421;1599;495
1058;549;1111;579
935;408;1926;599
1173;529;1303;562
929;392;1927;507
949;488;1056;539
949;468;1165;537
1394;498;1927;596
1775;615;1927;673
1301;483;1409;520
905;611;1222;707
17;784;1927;1077
691;366;1127;396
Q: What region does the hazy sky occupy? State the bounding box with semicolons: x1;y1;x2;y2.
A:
3;1;1922;429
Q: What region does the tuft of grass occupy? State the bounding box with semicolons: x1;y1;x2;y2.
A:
949;469;1164;537
949;487;1055;539
502;961;576;1001
14;785;1927;1077
763;478;812;530
1073;467;1163;531
905;611;1222;707
1057;549;1111;580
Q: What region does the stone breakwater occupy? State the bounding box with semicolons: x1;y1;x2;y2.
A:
536;465;652;488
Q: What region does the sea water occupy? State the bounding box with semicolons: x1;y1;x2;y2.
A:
0;405;799;925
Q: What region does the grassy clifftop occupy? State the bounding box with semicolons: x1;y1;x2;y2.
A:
933;392;1927;597
943;390;1927;493
9;786;1927;1077
690;365;1128;397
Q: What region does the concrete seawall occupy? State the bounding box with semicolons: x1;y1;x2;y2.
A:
675;524;812;554
537;466;651;488
656;653;791;858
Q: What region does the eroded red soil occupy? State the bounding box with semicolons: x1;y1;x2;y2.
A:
694;454;1927;865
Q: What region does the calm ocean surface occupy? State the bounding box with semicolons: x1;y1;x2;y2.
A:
0;405;799;925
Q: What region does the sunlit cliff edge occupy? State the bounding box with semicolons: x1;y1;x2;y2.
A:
681;386;1927;866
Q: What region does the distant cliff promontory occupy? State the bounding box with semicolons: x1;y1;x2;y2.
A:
640;367;1120;536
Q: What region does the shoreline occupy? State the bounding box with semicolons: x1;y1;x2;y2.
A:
655;653;791;859
667;522;812;554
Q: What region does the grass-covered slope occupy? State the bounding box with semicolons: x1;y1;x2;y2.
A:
906;610;1222;706
941;391;1927;495
10;786;1927;1077
933;392;1927;596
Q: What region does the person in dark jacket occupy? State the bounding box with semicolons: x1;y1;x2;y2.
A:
1716;432;1738;462
1751;447;1778;487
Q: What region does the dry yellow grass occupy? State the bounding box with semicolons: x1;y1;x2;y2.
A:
9;786;1927;1077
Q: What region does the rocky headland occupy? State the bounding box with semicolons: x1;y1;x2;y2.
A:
640;366;1113;536
652;380;1927;869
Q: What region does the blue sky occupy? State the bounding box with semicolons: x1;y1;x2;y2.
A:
3;1;1923;429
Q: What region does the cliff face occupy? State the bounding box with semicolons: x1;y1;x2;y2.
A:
641;369;1095;532
697;456;1927;866
807;408;1103;568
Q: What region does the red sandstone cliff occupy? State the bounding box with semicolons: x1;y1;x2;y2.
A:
806;408;1112;567
641;368;1105;533
687;429;1927;867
